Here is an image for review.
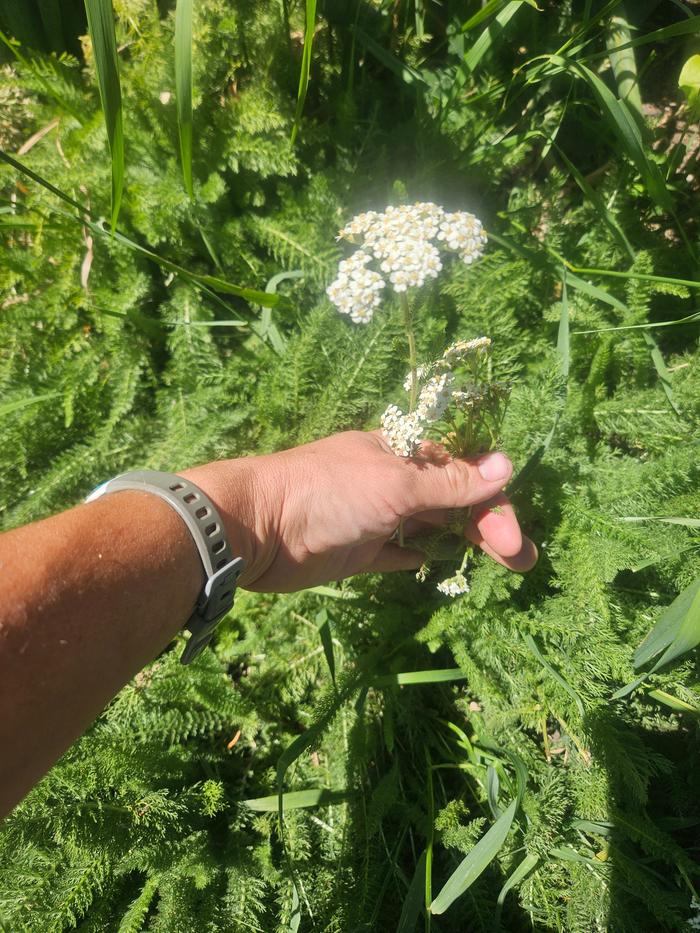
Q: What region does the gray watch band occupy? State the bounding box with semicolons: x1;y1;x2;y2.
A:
86;470;245;664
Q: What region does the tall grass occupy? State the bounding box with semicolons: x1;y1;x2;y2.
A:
84;0;123;230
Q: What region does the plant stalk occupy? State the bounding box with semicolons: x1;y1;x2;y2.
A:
400;292;418;412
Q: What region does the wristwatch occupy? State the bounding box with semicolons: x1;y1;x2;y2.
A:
86;470;245;664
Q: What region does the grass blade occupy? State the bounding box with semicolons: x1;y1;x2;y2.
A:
0;150;283;309
0;392;59;418
174;0;193;198
84;0;124;229
647;689;700;715
495;852;540;923
562;57;672;212
430;798;518;914
565;271;681;416
243;788;349;812
396;850;427;933
353;27;426;85
584;16;700;62
290;0;317;144
460;0;510;34
373;668;466;687
316;609;336;688
549;846;599;865
614;576;700;699
619;516;700;528
642;329;682;417
486;765;502;818
464;1;529;73
634;576;700;670
509;270;568;494
430;756;526;915
605;4;643;119
523;633;585;717
573;311;700;334
439;0;531;121
557;267;570;381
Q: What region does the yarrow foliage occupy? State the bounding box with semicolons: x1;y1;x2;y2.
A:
326;203;487;322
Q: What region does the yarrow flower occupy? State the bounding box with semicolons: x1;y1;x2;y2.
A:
380;404;424;458
688;898;700;931
325;250;385;324
437;571;470;597
416;372;453;422
403;364;428;392
381;336;496;457
436;211;488;264
442;336;492;363
326;202;486;323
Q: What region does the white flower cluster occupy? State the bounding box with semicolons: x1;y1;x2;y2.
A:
380;404;424;458
688;898;700;931
437;571;470;597
442;336;491;363
436;212;488;264
325;250;385;324
381;373;454;457
403;363;428;392
381;336;491;457
327;202;486;323
416;372;453;421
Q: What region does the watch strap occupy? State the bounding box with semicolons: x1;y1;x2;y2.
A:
86;470;244;663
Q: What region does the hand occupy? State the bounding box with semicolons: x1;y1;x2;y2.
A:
187;430;537;593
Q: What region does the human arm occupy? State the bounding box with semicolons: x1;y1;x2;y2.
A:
0;430;536;817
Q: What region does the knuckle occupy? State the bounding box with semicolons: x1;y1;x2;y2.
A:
443;460;471;505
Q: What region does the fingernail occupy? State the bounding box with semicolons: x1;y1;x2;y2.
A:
477;451;511;482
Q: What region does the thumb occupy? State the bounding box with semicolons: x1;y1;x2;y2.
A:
400;449;513;514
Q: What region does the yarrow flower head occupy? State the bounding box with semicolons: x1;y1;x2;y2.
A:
403;364;428;392
381;335;498;457
442;336;492;364
416;372;453;422
325;250;385;324
327;202;486;324
437;571;470;597
688;897;700;931
380;404;424;458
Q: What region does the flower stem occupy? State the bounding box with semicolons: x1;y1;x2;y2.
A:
400;292;418;411
398;293;417;549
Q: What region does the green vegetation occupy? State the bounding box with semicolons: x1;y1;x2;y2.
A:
1;1;699;929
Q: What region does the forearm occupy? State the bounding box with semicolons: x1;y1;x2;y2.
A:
0;432;532;818
0;471;243;818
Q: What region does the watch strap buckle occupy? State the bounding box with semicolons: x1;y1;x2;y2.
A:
180;557;245;664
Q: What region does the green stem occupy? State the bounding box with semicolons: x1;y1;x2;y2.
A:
425;754;434;930
400;292;418;411
398;292;417;550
